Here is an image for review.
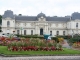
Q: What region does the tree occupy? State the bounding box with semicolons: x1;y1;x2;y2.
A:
0;26;2;32
0;15;2;24
0;15;2;32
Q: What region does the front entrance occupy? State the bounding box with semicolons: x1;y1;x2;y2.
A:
40;28;43;35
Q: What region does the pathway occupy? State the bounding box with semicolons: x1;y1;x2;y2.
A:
62;39;71;48
0;56;80;60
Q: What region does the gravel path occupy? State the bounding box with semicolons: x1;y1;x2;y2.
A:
0;56;80;60
62;39;71;48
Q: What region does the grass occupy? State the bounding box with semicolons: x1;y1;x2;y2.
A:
0;46;80;56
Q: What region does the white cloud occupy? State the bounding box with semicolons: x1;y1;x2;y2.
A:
0;0;80;16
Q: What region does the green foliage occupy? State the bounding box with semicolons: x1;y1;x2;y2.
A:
0;46;80;55
0;26;2;32
56;35;72;39
68;34;80;43
58;43;62;49
53;42;57;48
0;15;2;24
16;34;44;39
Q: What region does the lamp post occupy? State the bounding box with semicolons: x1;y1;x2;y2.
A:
70;22;74;38
20;27;23;35
13;31;15;35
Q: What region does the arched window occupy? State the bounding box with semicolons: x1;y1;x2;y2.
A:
24;30;26;35
76;23;78;27
17;30;19;35
31;30;33;35
63;31;65;35
7;21;10;27
56;31;59;36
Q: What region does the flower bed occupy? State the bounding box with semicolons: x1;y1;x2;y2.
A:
0;37;64;51
7;38;63;51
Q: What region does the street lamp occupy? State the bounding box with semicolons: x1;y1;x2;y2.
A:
70;22;74;38
20;27;23;35
13;31;15;35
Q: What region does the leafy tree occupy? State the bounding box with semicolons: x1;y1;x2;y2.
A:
0;15;2;32
0;15;2;24
0;26;2;32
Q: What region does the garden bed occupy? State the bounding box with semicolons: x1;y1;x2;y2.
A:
0;46;80;56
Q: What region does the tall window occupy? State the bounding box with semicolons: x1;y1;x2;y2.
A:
50;31;52;36
76;23;78;27
31;30;33;35
56;31;59;36
24;30;26;35
17;30;19;35
7;21;10;27
63;31;65;35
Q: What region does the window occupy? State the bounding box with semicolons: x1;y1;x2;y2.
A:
24;30;26;35
17;30;19;35
7;21;10;27
56;31;59;35
76;23;78;27
63;31;65;35
50;31;52;36
31;30;33;35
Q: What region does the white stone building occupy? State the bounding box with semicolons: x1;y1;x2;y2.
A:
1;10;80;36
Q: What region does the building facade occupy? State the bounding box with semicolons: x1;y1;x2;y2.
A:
2;10;80;36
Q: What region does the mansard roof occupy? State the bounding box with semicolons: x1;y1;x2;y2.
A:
15;16;37;21
2;10;14;19
2;10;70;21
46;17;70;21
37;12;46;18
71;12;80;20
15;16;70;21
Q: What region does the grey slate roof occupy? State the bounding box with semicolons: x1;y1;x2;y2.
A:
46;17;70;21
15;16;70;21
71;12;80;20
37;12;46;18
2;10;70;21
15;16;37;21
2;10;14;19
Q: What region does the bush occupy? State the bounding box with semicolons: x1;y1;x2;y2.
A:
15;34;44;39
56;35;72;39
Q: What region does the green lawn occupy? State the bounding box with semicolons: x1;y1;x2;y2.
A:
0;46;80;56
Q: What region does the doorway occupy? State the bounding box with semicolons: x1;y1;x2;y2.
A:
40;28;43;35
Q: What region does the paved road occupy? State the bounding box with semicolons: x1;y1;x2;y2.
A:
0;56;80;60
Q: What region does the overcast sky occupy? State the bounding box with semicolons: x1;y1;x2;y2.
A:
0;0;80;17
